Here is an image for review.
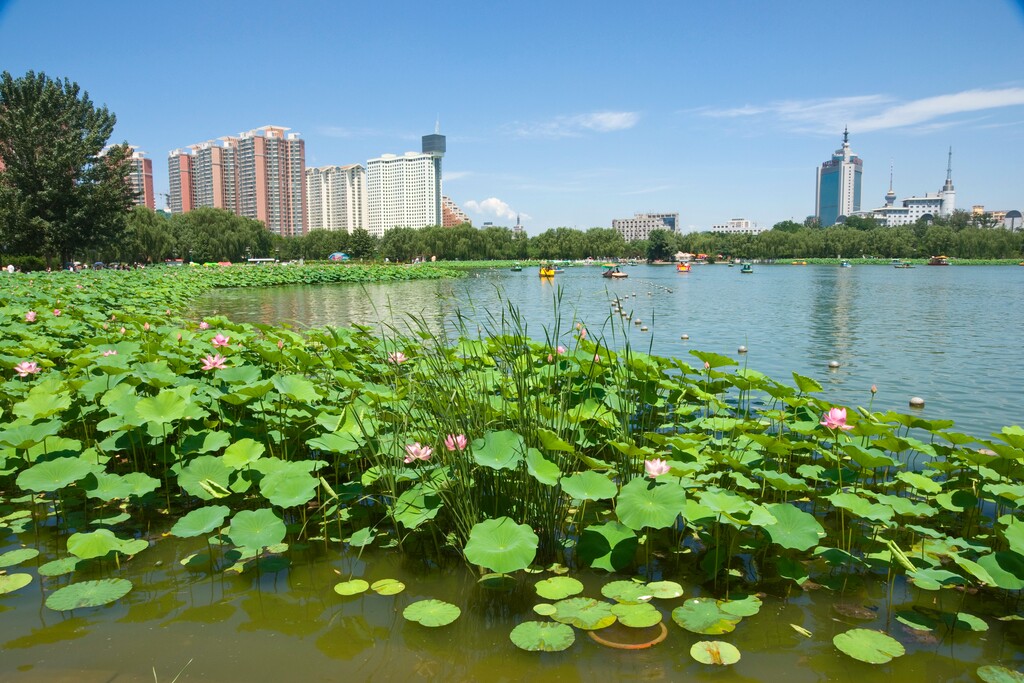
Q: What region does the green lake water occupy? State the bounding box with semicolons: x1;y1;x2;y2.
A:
2;263;1022;681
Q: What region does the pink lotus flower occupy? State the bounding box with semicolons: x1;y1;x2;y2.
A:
53;309;61;317
704;362;711;370
119;327;126;335
143;322;150;331
110;314;116;321
201;354;227;371
820;407;853;431
871;385;878;394
404;442;433;463
102;349;118;357
579;328;587;340
644;458;671;478
199;321;210;330
594;354;601;362
14;361;40;378
176;333;182;342
212;333;231;347
444;434;468;451
165;309;171;316
388;351;407;364
277;339;284;349
557;345;566;355
547;354;554;363
25;311;36;323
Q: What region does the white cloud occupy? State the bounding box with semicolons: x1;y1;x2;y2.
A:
509;111;640;138
443;171;472;181
696;87;1024;134
464;197;528;222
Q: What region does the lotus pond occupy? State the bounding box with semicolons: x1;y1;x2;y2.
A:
1;265;1023;682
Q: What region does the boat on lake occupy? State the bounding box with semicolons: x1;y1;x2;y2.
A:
539;265;555;277
741;264;753;274
927;255;950;266
792;260;808;265
510;264;522;272
891;259;914;269
840;260;852;268
602;264;627;278
676;262;691;272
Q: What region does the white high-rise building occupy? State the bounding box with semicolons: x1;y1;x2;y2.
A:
306;164;367;232
366;152;441;237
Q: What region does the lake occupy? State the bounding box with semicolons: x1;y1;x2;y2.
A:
195;263;1024;440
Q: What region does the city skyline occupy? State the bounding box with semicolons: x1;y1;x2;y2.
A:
1;1;1023;235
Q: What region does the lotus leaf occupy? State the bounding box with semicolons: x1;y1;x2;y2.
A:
464;517;538;574
471;430;526;471
764;503;825;551
403;599;461;627
16;456;93;492
0;547;39;568
222;438;266;469
478;573;518;591
392;484;442;530
334;579;369;596
67;529;130;560
533;603;557;616
551;597;616;630
941;611;988;632
833;628;905;664
228;509;286;550
561;471;617;501
644;581;684;599
272;374;321;403
0;418;63;449
896;471;942;494
692;350;737;369
38;557;79;576
170;505;230;538
671;598;741;635
45;578;133;611
525;448;561;486
721;594;762;617
615;477;686;531
509;621;575;652
690;640;741;665
258;464;318;508
135;390;191;425
535;576;583;600
601;579;650;604
370;579;405;595
908;567;966;590
348;528;375;547
0;573;33;595
791;371;822;393
576;521;638;572
978;551;1024;591
611;602;662;628
895;611;936;632
978;665;1024;683
176;455;233;501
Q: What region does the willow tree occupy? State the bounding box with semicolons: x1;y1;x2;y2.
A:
0;71;134;264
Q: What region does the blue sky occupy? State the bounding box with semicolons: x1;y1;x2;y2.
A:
2;0;1023;235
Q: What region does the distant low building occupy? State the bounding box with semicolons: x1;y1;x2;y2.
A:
612;212;679;241
710;218;764;235
858;150;956;227
441;196;471;226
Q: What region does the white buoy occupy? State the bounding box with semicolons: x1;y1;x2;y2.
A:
634;319;642;325
641;326;648;331
828;360;840;369
738;345;748;353
909;396;925;408
681;334;689;340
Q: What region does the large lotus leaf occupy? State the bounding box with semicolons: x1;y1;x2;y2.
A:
560;471;617;501
223;438;266;469
135;390;191;425
645;581;684;599
691;350;737;369
525;448;561;486
833;628;905;664
615;477;686;531
764;503;826;551
170;505;230;538
671;598;742;635
0;418;63;449
471;430;526;471
691;640;741;665
403;599;461;627
791;372;823;393
551;597;616;630
45;578;133;611
721;594;763;617
464;517;538;573
393;483;443;530
228;509;286;550
13;385;72;420
577;521;638;572
67;529;123;560
0;573;33;595
176;455;233;501
0;547;39;568
17;456;93;493
896;471;942;495
700;490;750;516
259;465;318;508
535;576;584;600
306;431;363;455
978;665;1024;683
978;551;1024;591
272;374;322;403
509;621;575;652
611;602;662;628
37;557;79;577
827;493;894;523
601;580;651;604
85;471;160;501
907;567;967;590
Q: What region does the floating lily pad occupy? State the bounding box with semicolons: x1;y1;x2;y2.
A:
611;602;662;628
38;557;79;577
464;517;538;574
895;611;937;632
533;603;557;616
45;578;133;611
0;547;40;568
978;665;1024;683
671;598;742;635
334;579;369;596
403;599;461;627
535;576;584;600
690;640;741;665
644;580;684;600
721;594;762;618
370;579;405;596
551;597;616;630
169;505;230;538
509;621;575;652
833;628;905;664
0;573;33;595
601;579;650;604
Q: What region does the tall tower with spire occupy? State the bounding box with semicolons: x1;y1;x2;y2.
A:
940;146;955;217
885;161;896;207
421;120;446;227
815;127;863;226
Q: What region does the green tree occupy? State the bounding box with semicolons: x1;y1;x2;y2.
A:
347;228;378;259
646;229;673;262
0;71;134;264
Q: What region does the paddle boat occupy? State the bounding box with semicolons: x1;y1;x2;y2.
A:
602;264;628;279
927;255;950;266
676;262;691;272
539;265;556;277
740;263;753;274
840;260;852;268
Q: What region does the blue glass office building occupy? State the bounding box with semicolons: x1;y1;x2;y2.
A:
815;129;862;226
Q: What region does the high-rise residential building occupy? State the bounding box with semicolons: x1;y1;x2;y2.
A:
611;212;679;242
167;125;306;237
815;128;863;227
862;149;957;227
126;147;155;210
305;164;367;232
366;128;446;237
441;195;470;227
